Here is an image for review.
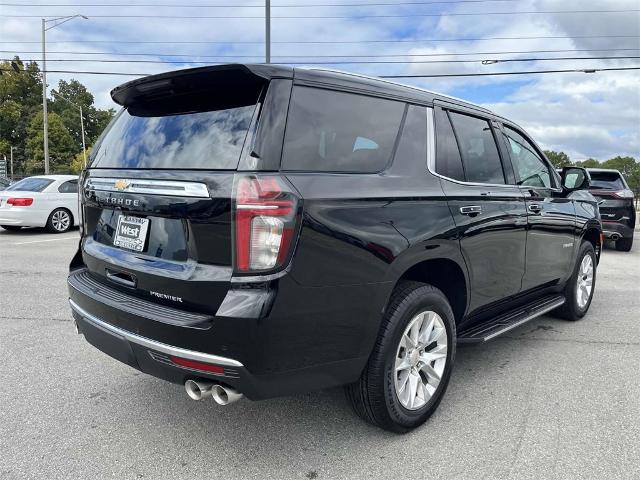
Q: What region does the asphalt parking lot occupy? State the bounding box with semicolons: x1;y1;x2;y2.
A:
1;228;638;480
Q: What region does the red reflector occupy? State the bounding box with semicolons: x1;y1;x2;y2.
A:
170;356;225;375
7;197;33;206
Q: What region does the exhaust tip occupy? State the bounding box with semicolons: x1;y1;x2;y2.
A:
611;234;621;241
185;379;213;401
211;385;243;405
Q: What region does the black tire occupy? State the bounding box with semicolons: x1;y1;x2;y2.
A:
1;225;22;231
345;281;456;433
615;237;633;252
555;241;597;321
45;208;72;233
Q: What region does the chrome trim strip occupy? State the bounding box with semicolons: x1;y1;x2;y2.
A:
426;107;561;191
86;178;210;198
69;299;244;368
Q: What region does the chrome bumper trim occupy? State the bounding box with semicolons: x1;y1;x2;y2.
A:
69;299;244;368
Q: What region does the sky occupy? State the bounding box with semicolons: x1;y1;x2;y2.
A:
1;0;639;160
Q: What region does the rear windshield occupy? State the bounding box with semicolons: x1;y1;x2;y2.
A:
90;103;257;170
5;177;53;192
589;172;626;190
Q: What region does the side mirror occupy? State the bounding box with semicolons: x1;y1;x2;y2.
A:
561;167;590;191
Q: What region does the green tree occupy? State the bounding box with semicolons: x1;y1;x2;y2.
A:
0;57;43;174
26;111;76;174
603;156;639;198
575;158;601;168
50;79;115;153
70;147;91;174
602;156;637;177
544;150;571;168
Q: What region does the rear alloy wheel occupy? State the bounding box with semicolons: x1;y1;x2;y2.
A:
555;241;596;321
46;208;72;233
394;311;448;410
345;281;456;432
615;237;633;252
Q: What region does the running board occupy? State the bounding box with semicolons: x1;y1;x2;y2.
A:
457;295;565;343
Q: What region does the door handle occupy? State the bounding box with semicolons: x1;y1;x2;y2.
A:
528;203;543;213
460;205;482;216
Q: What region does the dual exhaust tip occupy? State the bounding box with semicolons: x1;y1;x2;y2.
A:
184;379;243;405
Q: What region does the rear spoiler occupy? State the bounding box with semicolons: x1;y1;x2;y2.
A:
110;63;293;107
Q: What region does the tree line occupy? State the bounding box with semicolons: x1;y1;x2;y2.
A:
544;150;640;198
0;57;114;176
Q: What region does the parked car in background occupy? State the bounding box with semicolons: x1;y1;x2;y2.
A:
587;168;635;251
0;175;79;233
67;64;602;433
0;177;10;190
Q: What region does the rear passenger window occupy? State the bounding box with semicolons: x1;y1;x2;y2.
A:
58;180;78;193
281;87;405;172
449;112;505;184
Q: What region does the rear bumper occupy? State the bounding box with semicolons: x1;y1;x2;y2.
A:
0;208;47;227
68;268;384;400
602;221;634;240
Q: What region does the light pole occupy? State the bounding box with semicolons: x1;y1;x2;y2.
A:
42;14;88;174
10;146;15;181
265;0;270;63
52;90;88;168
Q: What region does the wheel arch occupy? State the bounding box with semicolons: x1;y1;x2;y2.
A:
388;256;468;325
580;220;602;263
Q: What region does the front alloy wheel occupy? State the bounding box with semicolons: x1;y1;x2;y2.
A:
555;240;597;321
575;254;594;309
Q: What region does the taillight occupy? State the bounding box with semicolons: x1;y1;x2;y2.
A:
233;175;299;273
7;197;33;207
612;190;634;199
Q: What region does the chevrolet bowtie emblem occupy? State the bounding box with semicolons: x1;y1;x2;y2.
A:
114;179;130;191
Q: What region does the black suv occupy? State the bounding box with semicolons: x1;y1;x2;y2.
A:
68;64;602;432
587;168;635;251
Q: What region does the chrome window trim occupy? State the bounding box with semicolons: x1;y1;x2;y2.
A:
427;107;549;190
69;299;244;368
86;178;210;198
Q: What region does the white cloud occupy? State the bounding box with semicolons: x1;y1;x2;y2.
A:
1;0;638;159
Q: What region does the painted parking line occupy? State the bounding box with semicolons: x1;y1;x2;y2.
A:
12;236;79;245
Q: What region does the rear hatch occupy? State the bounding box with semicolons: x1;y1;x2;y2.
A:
78;66;272;315
588;170;634;223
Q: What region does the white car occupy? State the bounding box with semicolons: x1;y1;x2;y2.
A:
0;175;79;233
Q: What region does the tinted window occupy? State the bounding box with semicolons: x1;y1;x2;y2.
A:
589;171;626;190
91;104;257;170
449;112;505;184
392;105;427;174
6;177;54;192
282;87;405;172
503;126;551;188
58;180;78;193
435;109;465;181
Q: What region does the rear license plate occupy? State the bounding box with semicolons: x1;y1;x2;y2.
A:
113;215;149;252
